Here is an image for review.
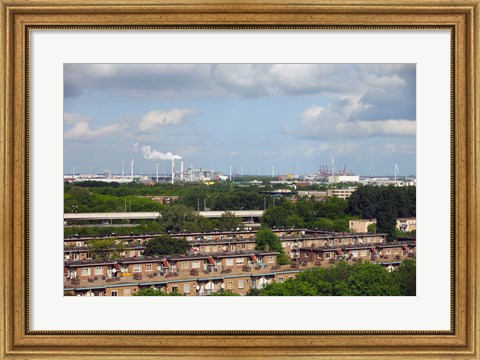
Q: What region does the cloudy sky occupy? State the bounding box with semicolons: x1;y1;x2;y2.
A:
64;64;416;177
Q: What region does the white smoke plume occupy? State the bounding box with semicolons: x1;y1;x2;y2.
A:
142;146;182;161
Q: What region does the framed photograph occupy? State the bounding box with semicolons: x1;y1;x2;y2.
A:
1;0;478;358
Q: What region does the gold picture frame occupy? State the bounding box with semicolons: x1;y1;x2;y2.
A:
1;0;479;358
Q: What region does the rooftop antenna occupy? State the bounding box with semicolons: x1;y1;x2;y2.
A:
394;163;400;181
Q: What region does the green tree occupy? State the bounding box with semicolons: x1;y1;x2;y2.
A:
259;280;317;296
376;208;397;241
160;204;201;232
254;228;290;265
87;238;125;259
312;218;335;231
393;259;416;296
217;211;243;231
336;262;402;296
143;235;190;256
367;223;377;233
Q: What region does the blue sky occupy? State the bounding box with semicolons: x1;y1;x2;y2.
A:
64;64;416;177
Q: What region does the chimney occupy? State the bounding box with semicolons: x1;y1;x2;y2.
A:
171;159;175;184
180;160;184;181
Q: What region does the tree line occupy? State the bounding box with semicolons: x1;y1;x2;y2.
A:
65;182;416;241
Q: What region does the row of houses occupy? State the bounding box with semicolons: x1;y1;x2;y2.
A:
64;230;387;262
64;239;416;296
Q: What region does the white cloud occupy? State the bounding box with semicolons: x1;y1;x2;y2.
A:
64;112;91;124
65;63;415;99
64;121;122;140
285;99;416;140
138;108;195;132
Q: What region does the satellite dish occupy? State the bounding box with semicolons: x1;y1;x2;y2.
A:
112;268;117;273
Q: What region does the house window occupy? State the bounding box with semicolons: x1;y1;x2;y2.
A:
360;250;367;257
187;237;192;241
278;277;284;283
325;253;331;259
394;248;399;254
267;256;274;263
352;251;358;258
76;242;82;247
208;236;213;240
181;261;189;270
124;289;131;296
238;280;244;289
205;246;210;252
86;252;92;259
133;264;142;273
241;243;246;250
225;258;233;266
227;281;233;290
81;267;90;276
171;286;178;293
230;245;235;251
212;245;217;252
145;263;153;272
317;254;322;259
111;291;118;296
288;276;294;280
94;267;103;275
183;284;190;294
192;261;201;269
235;258;244;265
386;248;391;254
129;251;136;257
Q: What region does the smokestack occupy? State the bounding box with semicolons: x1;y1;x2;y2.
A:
171;159;175;184
180;160;184;181
130;160;134;179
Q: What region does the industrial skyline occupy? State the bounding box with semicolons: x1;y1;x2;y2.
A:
64;64;416;177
